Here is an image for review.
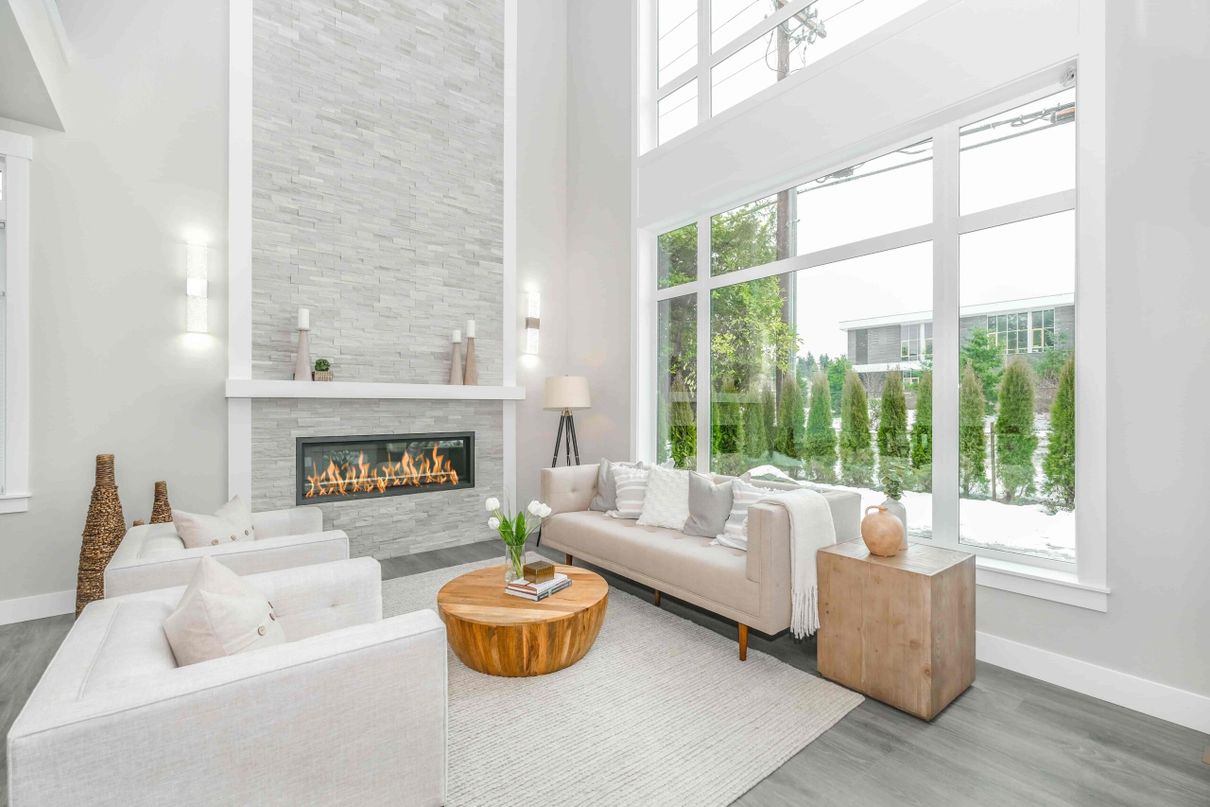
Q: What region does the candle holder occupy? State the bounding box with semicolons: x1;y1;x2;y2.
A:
448;330;464;385
293;328;313;381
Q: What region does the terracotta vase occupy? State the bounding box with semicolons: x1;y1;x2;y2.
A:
861;504;904;558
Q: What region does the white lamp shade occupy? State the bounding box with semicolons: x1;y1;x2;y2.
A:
544;376;591;410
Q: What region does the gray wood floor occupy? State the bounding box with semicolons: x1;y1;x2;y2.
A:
4;541;1207;806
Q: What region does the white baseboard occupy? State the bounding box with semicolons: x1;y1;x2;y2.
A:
977;630;1210;736
0;589;75;626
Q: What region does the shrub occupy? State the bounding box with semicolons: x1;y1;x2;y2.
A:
910;369;933;491
995;358;1038;502
803;372;837;482
839;370;874;486
774;374;806;461
742;391;770;463
959;361;987;496
668;379;696;470
1043;355;1076;509
961;328;1004;411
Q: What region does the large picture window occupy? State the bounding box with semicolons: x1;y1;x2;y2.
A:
650;79;1079;569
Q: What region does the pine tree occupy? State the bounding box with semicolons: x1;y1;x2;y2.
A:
1043;355;1076;509
839;370;874;486
803;372;837;482
668;379;696;470
961;328;1005;411
910;370;933;491
877;371;910;492
774;374;806;461
996;358;1038;502
959;361;987;496
760;386;777;455
742;393;769;463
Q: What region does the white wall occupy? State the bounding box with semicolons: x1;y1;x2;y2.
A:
0;0;228;612
515;0;569;508
976;0;1210;699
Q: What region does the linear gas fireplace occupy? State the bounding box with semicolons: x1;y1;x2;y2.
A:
297;432;474;504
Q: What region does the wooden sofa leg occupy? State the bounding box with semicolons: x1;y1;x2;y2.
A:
653;590;661;607
738;624;749;661
565;553;574;566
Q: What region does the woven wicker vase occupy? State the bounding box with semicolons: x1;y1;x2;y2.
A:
150;480;173;524
75;455;127;616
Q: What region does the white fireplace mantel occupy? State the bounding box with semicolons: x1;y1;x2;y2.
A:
225;379;525;401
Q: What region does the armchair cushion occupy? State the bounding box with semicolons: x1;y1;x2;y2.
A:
163;557;285;666
174;495;256;548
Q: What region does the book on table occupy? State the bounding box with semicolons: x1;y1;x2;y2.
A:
505;573;571;601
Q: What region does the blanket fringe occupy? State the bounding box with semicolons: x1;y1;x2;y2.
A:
790;585;819;640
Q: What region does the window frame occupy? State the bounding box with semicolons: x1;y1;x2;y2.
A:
641;68;1108;609
0;130;32;514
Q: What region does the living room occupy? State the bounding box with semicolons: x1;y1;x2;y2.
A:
1;1;1207;805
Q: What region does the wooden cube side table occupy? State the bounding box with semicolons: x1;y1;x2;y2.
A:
817;540;975;720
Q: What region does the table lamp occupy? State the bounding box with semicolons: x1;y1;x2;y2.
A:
544;375;591;466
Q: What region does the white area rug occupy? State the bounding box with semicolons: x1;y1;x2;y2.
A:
383;556;863;807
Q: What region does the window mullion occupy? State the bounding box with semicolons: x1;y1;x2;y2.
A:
931;125;960;551
697;0;711;124
695;213;712;473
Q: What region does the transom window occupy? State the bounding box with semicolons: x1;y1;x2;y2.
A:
649;0;931;149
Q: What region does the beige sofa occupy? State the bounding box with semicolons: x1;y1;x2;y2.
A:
539;464;861;659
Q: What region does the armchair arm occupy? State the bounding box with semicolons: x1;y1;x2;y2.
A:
252;505;325;539
8;610;447;807
104;530;350;598
540;464;599;515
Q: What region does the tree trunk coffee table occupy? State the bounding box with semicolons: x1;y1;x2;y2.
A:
436;564;608;677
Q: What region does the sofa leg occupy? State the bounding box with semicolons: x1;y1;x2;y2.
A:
565;553;574;566
738;624;749;661
653;590;661;607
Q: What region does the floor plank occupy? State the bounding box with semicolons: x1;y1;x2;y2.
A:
2;542;1206;807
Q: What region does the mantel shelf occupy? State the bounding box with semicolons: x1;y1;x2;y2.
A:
225;379;525;401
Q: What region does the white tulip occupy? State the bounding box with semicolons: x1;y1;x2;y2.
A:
488;516;501;530
485;497;501;512
540;504;552;518
527;500;542;516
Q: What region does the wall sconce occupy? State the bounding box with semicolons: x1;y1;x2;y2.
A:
186;242;208;333
524;290;541;355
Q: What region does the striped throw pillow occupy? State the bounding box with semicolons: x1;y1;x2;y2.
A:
716;478;766;550
608;467;650;519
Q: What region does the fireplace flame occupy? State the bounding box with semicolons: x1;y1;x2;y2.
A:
304;446;461;499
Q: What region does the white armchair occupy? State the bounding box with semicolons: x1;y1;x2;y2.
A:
8;558;447;807
104;505;349;597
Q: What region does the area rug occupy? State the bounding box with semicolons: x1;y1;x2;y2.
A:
383;556;863;807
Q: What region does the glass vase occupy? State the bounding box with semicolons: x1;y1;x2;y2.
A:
504;542;526;583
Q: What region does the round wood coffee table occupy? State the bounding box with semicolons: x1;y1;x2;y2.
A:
436;564;608;677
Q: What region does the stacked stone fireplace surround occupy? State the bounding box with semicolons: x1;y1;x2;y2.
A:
249;0;506;559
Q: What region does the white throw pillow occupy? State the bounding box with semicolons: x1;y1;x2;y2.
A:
637;465;690;530
174;495;256;549
716;479;766;550
607;467;650;519
163;556;285;667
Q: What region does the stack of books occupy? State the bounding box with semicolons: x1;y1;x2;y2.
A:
505;573;572;601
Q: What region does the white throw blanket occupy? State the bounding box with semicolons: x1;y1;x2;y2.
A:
760;488;837;639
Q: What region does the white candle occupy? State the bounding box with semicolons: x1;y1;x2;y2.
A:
452;329;461;343
466;319;476;339
297;307;310;331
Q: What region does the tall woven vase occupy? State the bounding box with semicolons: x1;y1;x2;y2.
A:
75;455;127;616
150;480;173;524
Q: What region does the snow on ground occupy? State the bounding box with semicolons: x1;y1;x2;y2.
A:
827;483;1076;563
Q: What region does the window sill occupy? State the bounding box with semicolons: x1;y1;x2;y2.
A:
975;556;1108;612
0;493;30;514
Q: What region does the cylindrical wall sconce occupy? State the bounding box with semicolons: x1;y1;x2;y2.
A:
524;291;541;355
186;242;208;333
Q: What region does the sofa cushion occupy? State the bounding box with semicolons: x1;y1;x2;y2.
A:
544;511;761;616
684;473;732;538
608;467;650;519
637;465;690;530
590;459;642;512
717;478;766;550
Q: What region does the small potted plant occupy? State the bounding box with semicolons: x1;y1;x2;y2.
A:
879;467;907;544
485;496;551;582
313;358;333;382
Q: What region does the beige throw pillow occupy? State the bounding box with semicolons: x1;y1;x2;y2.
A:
174;495;256;549
163;556;285;667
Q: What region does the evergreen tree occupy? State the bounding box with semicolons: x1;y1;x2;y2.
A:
960;328;1005;411
713;382;747;475
742;394;769;463
877;371;910;491
760;386;777;455
996;358;1038;502
826;356;851;415
959;361;987;496
910;370;933;491
1043;355;1076;509
839;370;874;486
668;379;696;470
803;372;837;481
774;374;806;461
